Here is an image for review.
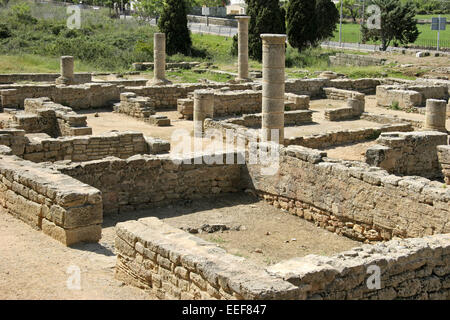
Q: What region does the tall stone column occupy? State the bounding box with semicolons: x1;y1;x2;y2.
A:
56;56;75;85
424;99;447;132
148;33;171;86
261;34;286;144
193;90;214;137
236;16;250;82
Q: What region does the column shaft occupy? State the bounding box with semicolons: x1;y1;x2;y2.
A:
261;34;286;144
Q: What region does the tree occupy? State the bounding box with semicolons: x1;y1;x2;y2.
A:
158;0;192;55
287;0;339;52
316;0;340;41
361;0;419;51
134;0;164;22
341;0;360;23
244;0;286;61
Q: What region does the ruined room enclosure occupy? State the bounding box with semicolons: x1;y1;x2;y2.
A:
0;62;449;300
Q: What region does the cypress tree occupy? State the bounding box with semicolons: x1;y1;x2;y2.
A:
158;0;192;56
240;0;286;61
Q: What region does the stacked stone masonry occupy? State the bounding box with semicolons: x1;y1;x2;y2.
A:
0;73;92;84
365;131;448;179
0;154;102;245
0;128;169;162
0;83;120;110
243;145;450;241
329;53;387;67
115;217;450;300
376;84;448;111
437;145;450;184
177;90;310;120
52;152;243;215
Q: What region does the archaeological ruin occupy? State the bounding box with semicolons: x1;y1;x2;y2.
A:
1;30;449;301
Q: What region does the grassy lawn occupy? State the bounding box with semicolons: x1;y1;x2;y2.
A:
0;54;97;73
415;14;450;20
330;23;450;48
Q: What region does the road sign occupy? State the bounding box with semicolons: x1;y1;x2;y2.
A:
431;17;446;31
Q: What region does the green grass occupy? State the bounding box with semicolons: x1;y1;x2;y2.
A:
0;54;96;73
166;69;232;83
415;14;450;20
330;23;450;48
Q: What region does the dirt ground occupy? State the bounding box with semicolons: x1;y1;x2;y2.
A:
117;194;360;267
0;207;156;300
0;194;359;299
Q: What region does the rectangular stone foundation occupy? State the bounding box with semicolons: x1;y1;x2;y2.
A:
115;217;450;300
0;155;102;245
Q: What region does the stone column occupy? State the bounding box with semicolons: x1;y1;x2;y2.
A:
236;16;250;82
261;34;286;144
56;56;75;85
424;99;447;132
193;90;214;137
148;33;171;86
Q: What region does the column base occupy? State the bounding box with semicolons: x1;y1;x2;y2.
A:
147;78;172;86
55;76;74;85
234;77;252;83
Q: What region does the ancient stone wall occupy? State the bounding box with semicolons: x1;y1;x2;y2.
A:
225;110;313;128
243;145;450;242
114;217;299;300
285;78;381;98
365;131;448;179
178;91;309;120
0;83;120;110
115;217;450;300
376;84;448;111
437;145;450;184
53;152;243;215
132;62;200;71
14;97;92;137
0;129;168;162
0;73;92;84
0;154;102;246
329;53;386;67
125;83;254;110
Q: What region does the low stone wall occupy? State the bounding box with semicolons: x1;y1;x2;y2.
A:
323;87;364;101
115;217;450;300
366;131;448;179
132;62;200;71
22;131;155;163
125;83;254;110
226;110;313;128
178;91;310;119
244;145;450;242
114;217;298;300
92;79;148;87
437;145;450;184
116;92;155;118
361;112;424;130
285;124;412;149
285;78;381;98
205;117;412;150
8;97;92;137
0;73;92;84
324;90;366;121
376;84;449;111
329;53;386;67
0;154;102;246
53;152;243;215
0;83;120;110
267;234;450;300
0;128;169;162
